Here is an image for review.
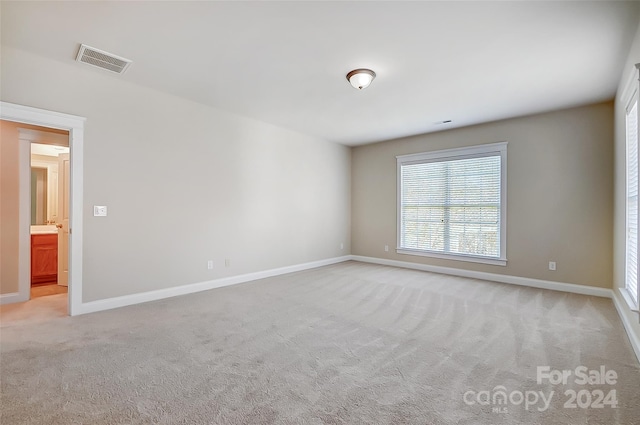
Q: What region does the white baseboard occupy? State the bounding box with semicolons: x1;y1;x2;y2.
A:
0;292;25;305
77;255;351;315
611;290;640;364
350;255;611;298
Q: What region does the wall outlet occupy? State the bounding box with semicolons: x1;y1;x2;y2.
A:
549;261;556;271
384;245;389;252
340;242;344;250
93;205;107;217
225;258;231;267
207;260;214;270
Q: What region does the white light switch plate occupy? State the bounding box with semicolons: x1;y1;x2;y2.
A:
94;205;107;217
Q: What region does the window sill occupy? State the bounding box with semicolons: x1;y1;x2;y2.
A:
618;287;640;314
396;248;507;266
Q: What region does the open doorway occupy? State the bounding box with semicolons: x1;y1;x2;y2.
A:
1;122;69;310
26;133;70;300
0;102;85;316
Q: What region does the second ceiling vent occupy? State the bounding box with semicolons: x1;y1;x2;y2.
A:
75;44;132;74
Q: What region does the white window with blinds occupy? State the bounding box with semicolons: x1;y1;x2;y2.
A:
625;91;639;308
397;142;507;266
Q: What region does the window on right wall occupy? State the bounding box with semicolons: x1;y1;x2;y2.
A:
625;84;639;309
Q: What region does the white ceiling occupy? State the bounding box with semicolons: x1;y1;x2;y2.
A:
2;1;639;146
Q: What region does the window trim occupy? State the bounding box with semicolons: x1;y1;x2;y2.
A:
396;142;508;266
624;65;640;311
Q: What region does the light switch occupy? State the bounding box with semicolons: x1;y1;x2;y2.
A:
94;206;107;217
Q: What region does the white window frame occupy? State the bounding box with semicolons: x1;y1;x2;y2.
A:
623;64;640;311
396;142;508;266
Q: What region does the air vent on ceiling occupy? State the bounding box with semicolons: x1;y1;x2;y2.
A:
75;44;132;74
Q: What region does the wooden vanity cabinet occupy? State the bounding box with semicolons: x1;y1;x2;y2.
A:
31;234;58;284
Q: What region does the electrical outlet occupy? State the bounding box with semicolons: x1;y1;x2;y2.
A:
549;261;556;271
340;242;344;250
93;205;107;217
384;245;389;252
207;260;214;270
225;258;231;267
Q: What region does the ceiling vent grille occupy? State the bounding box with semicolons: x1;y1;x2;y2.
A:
75;44;132;74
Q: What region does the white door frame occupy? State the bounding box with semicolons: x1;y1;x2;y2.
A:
0;102;85;316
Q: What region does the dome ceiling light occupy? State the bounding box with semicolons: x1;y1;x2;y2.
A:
346;68;376;90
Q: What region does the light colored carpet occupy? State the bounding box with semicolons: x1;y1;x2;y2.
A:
1;261;639;424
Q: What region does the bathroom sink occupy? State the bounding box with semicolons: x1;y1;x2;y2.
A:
30;225;58;235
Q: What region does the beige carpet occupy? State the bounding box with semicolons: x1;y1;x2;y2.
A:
1;261;639;424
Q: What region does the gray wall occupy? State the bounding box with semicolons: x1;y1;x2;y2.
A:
0;46;351;302
352;103;614;288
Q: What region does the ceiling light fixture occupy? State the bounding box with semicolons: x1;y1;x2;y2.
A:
346;68;376;90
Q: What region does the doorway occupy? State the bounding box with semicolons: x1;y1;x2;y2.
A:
27;135;70;300
0;102;85;315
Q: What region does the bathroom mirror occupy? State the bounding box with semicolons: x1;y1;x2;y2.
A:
31;167;48;225
28;142;68;227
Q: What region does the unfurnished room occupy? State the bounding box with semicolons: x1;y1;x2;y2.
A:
1;1;640;424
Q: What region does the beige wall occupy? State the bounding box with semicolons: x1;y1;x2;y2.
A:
614;19;640;352
352;103;614;288
0;121;20;294
0;46;351;302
